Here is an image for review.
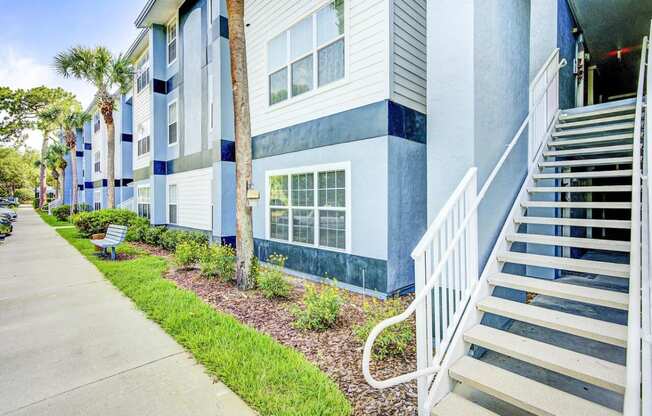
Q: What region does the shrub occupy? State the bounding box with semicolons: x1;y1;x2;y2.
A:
353;298;415;359
160;229;209;251
72;209;140;237
174;240;205;268
125;217;150;242
15;188;33;203
32;199;39;209
292;284;343;331
52;205;71;221
199;244;236;280
76;203;92;212
257;253;291;299
144;226;166;246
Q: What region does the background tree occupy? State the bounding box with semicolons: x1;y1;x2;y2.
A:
54;46;132;208
226;0;255;290
0;147;39;197
42;142;68;200
59;107;90;214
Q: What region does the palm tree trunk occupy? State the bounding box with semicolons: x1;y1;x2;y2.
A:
101;102;116;209
70;142;78;213
59;168;65;202
39;137;48;208
227;0;254;290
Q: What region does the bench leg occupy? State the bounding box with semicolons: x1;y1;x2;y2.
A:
111;247;116;261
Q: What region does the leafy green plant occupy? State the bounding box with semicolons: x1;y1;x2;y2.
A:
71;208;139;237
257;253;291;299
199;244;236;281
144;226;166;246
292;284;343;331
125;217;150;242
160;229;209;251
51;204;71;221
174;240;205;268
353;298;414;359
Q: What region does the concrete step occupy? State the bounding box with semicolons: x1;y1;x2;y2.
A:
522;201;631;209
527;185;632;193
539;156;633;168
464;325;626;393
497;252;629;278
515;216;631;229
559;104;635;121
449;356;621;416
505;232;630;252
556;113;636;129
431;393;499;416
488;273;629;310
533;170;632;180
543;144;633;157
552;122;634;138
549;133;634;148
476;297;628;347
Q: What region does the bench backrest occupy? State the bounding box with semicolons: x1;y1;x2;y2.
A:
105;224;128;245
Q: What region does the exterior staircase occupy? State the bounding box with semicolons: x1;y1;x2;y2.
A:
431;102;636;415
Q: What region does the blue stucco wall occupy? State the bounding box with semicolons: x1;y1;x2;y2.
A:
557;0;577;110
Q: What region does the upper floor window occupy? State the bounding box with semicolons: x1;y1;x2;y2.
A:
267;0;345;106
136;54;150;93
93;114;101;133
137;122;150;157
167;20;177;65
93;151;101;173
168;101;178;145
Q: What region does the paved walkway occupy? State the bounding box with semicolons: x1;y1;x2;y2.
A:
0;208;256;416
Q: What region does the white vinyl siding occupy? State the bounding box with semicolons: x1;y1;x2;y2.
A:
245;0;388;136
166;168;212;230
391;0;426;113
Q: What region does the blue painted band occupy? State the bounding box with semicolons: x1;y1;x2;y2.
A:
84;143;92;150
166;74;178;93
252;100;426;159
219;16;229;39
153;79;167;94
122;178;133;186
122;133;133;142
75;151;84;157
153;160;167;175
84;181;93;189
77;184;84;191
220;140;235;162
221;236;236;247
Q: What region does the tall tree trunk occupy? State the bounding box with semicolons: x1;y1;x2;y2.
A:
227;0;254;290
59;168;65;202
39;136;48;208
101;101;116;209
70;141;78;213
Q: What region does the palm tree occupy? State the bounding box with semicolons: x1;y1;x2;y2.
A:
53;46;132;208
35;107;63;208
60;109;91;214
43;142;68;200
226;0;255;290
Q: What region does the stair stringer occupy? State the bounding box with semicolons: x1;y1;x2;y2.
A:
424;124;554;412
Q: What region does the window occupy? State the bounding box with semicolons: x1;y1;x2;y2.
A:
137;122;150;156
137;186;151;219
94;191;101;211
268;165;347;250
136;54;150;93
208;73;214;131
94;151;101;173
168;101;178;145
267;0;345;106
168;184;177;224
93;113;101;133
167;20;177;65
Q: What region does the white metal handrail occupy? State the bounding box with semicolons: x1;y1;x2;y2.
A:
362;49;566;410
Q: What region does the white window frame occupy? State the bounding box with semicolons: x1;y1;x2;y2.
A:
166;17;178;66
137;185;151;219
136;122;150;158
167;184;178;224
207;0;214;29
167;100;178;146
93;151;101;173
135;52;150;94
93;190;101;211
265;0;348;109
208;73;214;132
265;161;351;253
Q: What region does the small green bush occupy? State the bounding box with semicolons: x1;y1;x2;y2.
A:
174;240;205;268
144;226;166;246
32;199;39;209
353;298;415;359
257;253;291;299
125;217;150;242
292;284;343;331
200;244;236;280
72;209;140;237
52;205;71;221
160;229;209;251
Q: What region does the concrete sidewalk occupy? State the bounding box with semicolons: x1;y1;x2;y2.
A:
0;208;256;416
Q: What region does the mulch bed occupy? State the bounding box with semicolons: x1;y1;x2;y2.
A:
164;266;419;416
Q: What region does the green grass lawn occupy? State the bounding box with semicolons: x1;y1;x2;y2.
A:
36;209;71;227
56;227;351;416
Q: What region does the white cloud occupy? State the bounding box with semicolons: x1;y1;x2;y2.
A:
0;46;95;150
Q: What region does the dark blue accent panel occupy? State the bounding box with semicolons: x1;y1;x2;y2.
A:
557;0;577;110
84;143;92;150
102;179;108;187
254;239;388;293
153;160;167;175
122;133;133;142
84;181;93;189
122;178;133;186
220;140;235;162
221;236;236;247
75;151;84;157
219;16;229;39
387;101;427;144
166;74;178;92
252;100;426;159
78;184;84;191
153;78;167;94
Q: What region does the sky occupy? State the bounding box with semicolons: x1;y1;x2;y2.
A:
0;0;145;150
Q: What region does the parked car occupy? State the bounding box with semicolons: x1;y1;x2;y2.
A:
0;216;12;236
0;208;17;221
0;197;18;208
